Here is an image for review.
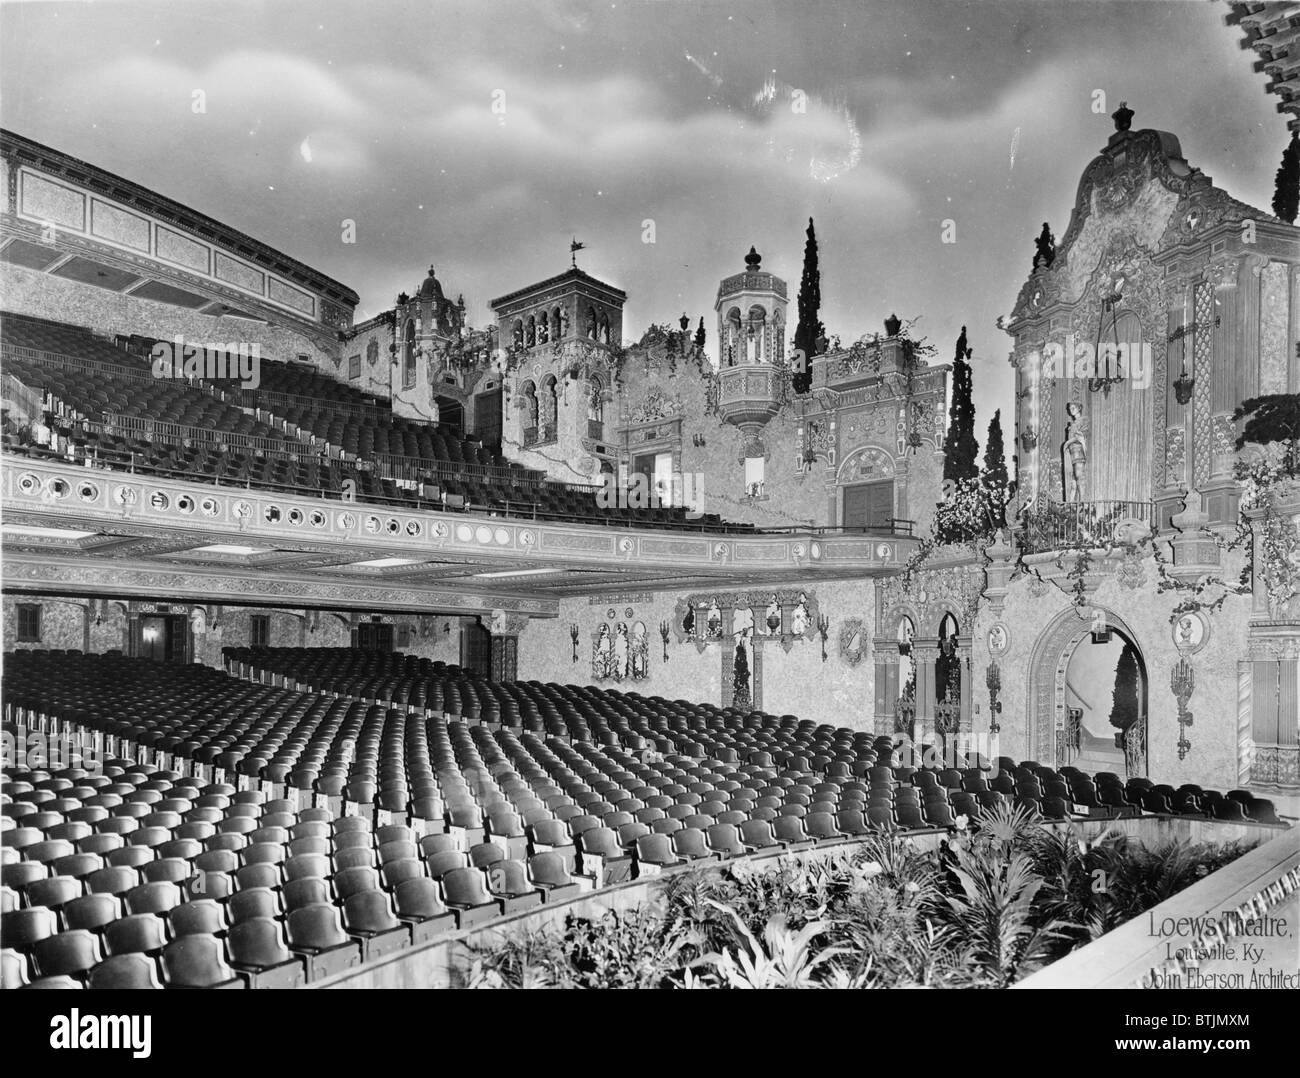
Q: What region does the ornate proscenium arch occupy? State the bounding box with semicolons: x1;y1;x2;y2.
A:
1025;605;1148;773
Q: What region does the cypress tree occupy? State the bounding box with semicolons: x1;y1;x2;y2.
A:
694;316;706;353
1108;642;1140;735
981;409;1010;530
1272;133;1299;225
732;639;751;710
941;326;979;483
792;217;822;394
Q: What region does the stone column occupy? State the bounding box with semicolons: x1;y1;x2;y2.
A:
957;646;973;756
914;642;939;746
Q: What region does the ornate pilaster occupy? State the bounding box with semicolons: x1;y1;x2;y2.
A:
1191;278;1215;488
913;642;939;745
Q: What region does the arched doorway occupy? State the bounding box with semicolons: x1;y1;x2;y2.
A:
1026;607;1148;774
433;394;464;437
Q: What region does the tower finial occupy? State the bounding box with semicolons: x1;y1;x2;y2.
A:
745;246;761;272
1112;101;1134;132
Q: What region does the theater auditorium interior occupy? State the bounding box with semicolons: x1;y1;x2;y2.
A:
0;0;1298;996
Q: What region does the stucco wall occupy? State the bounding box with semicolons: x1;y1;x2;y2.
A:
971;548;1252;791
516;577;877;730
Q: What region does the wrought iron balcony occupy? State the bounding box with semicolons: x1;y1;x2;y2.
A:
1018;499;1153;554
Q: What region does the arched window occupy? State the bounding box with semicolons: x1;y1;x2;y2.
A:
897;616;916;701
587;376;605;424
937;613;960;705
512;319;524;349
747;305;767;363
725;308;742;366
526;315;536;348
598;312;610;345
586;307;598;339
553;306;565;339
537;310;549;344
403;319;417;389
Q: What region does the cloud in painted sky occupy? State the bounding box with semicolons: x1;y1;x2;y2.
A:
0;0;1287;435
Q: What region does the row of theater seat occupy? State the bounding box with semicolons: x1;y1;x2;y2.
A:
2;647;1289;988
3;312;751;530
9;649;1284;831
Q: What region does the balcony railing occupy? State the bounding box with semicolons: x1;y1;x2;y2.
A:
1019;500;1153;554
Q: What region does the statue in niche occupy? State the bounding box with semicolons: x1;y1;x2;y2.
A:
762;594;781;636
1062;402;1088;503
706;599;723;640
1033;222;1056;271
790;593;810;638
613;622;630;681
682;601;696;638
593;623;613;680
630;622;648;680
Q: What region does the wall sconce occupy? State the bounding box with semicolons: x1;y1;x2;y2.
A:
659;621;671;662
1172;656;1194;760
444;620;452;636
985;662;1002;734
692;433;706;448
816;615;830;662
569;623;580;663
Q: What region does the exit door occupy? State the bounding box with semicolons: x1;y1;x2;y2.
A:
138;615;189;662
460;620;492;678
356;622;394;651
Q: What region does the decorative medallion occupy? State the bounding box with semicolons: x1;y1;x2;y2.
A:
838;618;868;667
987;623;1010;656
1172;610;1209;655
